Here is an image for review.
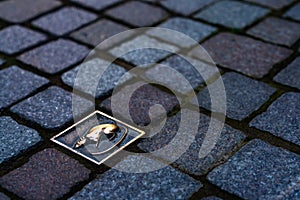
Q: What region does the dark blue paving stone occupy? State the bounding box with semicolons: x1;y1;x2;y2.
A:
138;111;245;175
0;148;90;200
71;0;121;10
145;55;219;94
250;92;300;146
70;156;202;200
247;17;300;47
200;33;292;78
161;0;216;15
148;17;216;47
194;1;269;29
101;84;179;125
201;197;223;200
193;72;275;120
71;19;129;47
106;1;168;27
0;0;61;23
0;193;9;200
0;25;46;54
18;39;89;74
33;7;97;36
109;35;178;66
0;66;49;109
0;116;41;164
274;57;300;90
11;86;93;129
62;58;131;98
208;139;300;199
245;0;293;9
285;2;300;21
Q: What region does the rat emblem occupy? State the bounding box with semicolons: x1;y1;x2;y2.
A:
73;123;127;155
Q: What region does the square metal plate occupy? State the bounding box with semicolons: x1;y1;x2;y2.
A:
51;111;145;165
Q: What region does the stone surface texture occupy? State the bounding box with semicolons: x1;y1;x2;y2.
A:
0;149;90;200
245;0;294;9
250;92;300;146
0;116;41;164
285;2;300;21
71;0;121;10
208;139;300;199
0;66;48;109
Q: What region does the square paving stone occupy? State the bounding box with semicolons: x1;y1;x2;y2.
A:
11;86;93;129
71;19;129;48
274;57;300;89
160;0;216;15
71;0;121;10
0;25;46;55
199;33;292;78
101;83;179;125
0;66;49;109
145;55;219;94
62;58;131;98
106;1;168;27
0;116;41;164
147;17;216;48
69;156;201;200
0;0;61;23
194;0;269;29
109;35;178;66
250;92;300;146
192;72;275;120
245;0;294;9
138;111;245;175
247;17;300;47
0;148;90;200
285;2;300;21
208;139;300;199
18;39;90;74
32;7;97;36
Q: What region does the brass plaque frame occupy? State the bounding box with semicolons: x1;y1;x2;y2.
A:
51;110;145;165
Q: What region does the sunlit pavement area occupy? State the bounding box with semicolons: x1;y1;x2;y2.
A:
0;0;300;199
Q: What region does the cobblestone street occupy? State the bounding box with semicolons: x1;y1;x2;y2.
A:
0;0;300;199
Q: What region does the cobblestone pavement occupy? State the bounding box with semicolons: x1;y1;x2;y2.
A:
0;0;300;199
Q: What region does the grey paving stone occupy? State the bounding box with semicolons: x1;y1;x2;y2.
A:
274;57;300;89
193;72;275;120
250;92;300;146
245;0;294;9
62;58;131;98
0;0;61;23
145;55;219;94
110;35;178;66
208;139;300;199
0;148;90;200
101;83;179;125
147;17;216;48
0;116;41;164
18;39;89;74
71;19;129;47
33;7;97;36
0;192;10;200
247;17;300;47
138;111;245;175
11;86;93;129
69;156;202;200
106;1;168;27
285;2;300;21
194;0;269;29
71;0;121;10
199;33;292;78
0;25;46;54
0;66;49;109
160;0;216;15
